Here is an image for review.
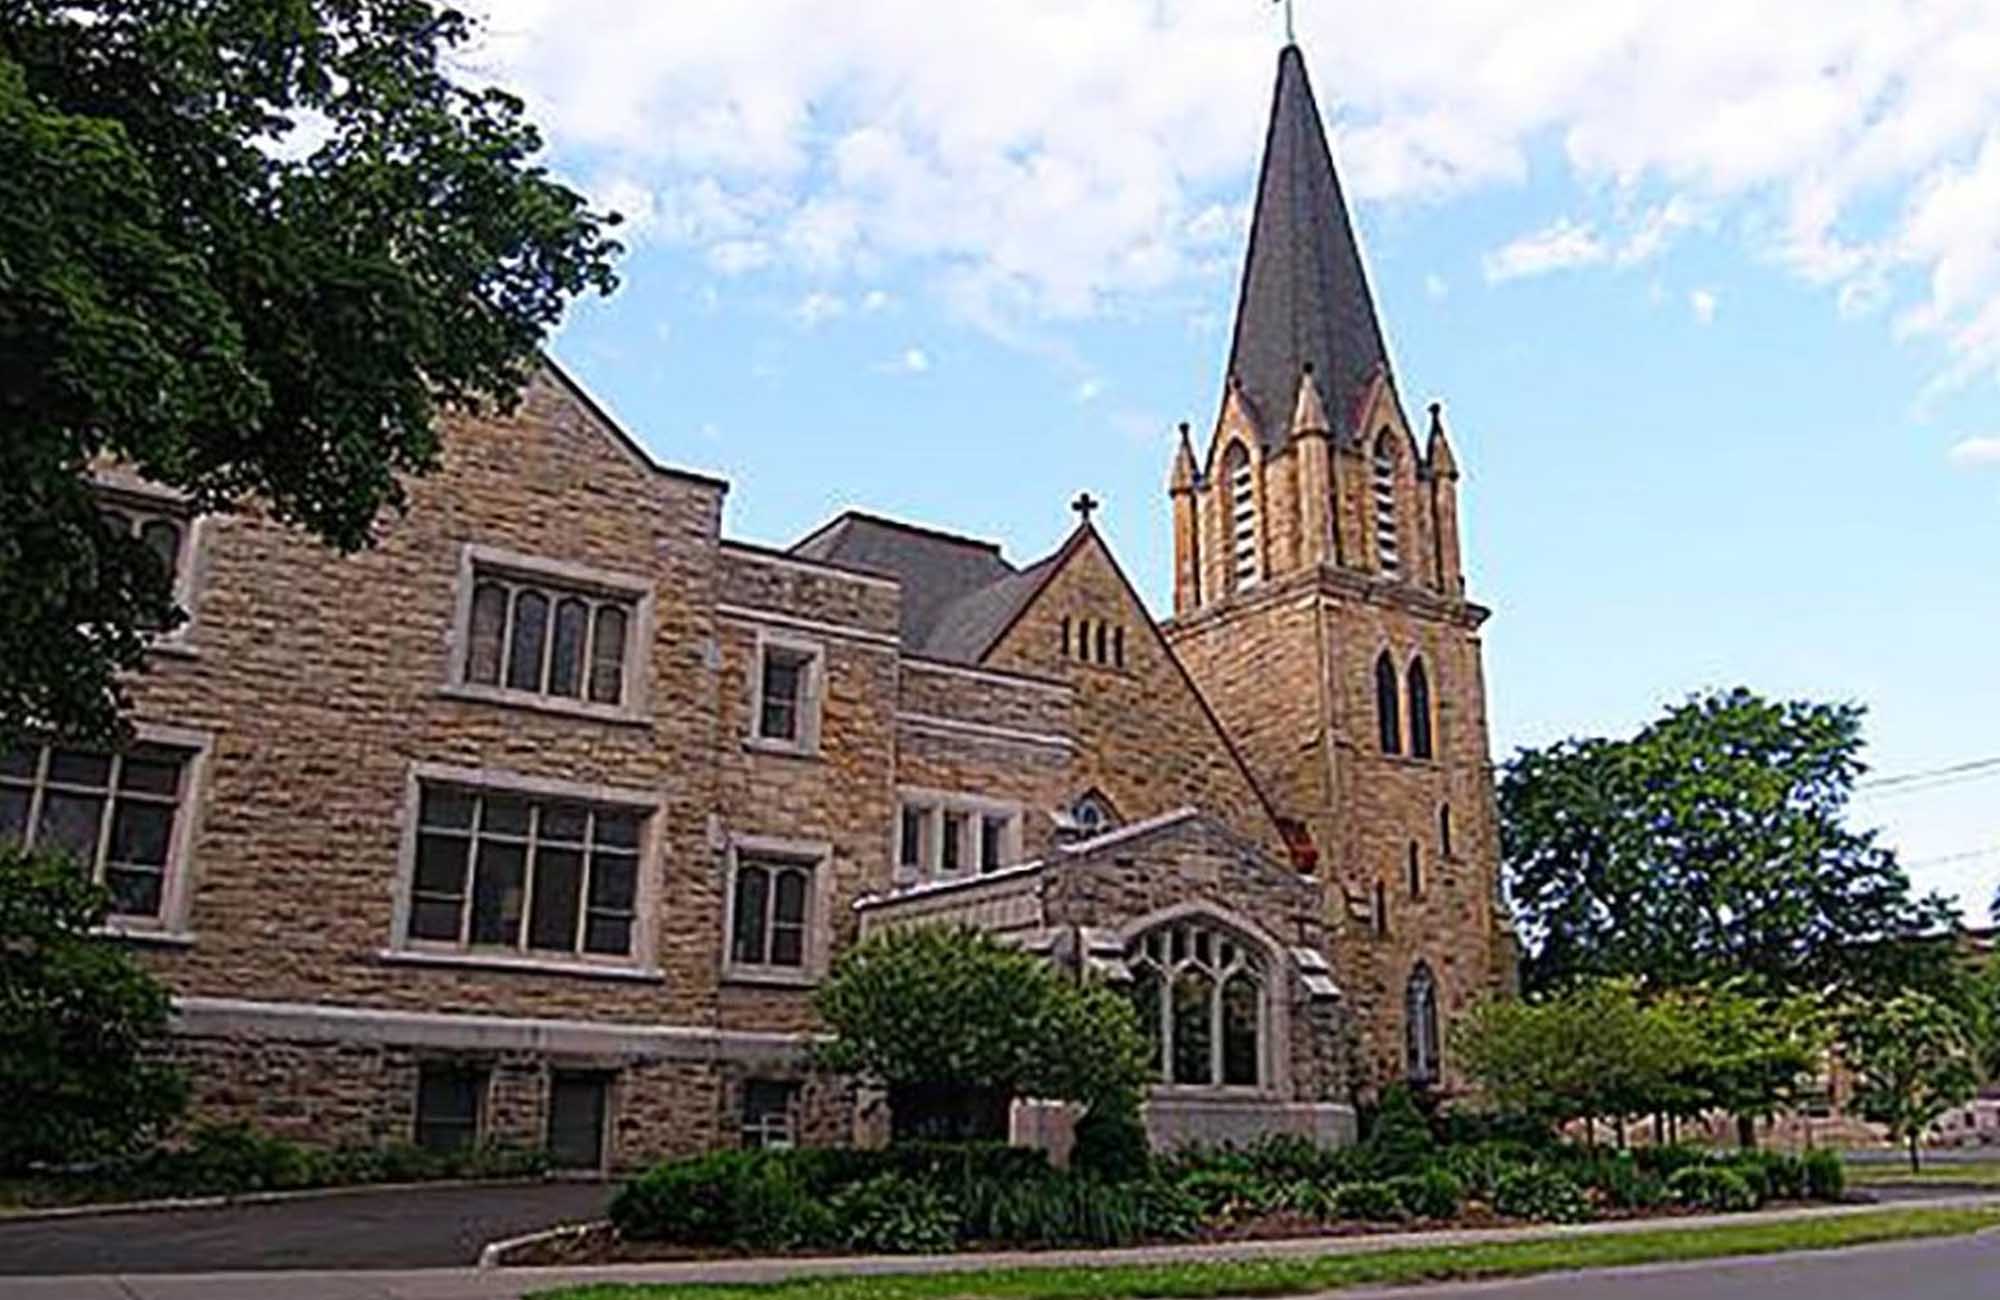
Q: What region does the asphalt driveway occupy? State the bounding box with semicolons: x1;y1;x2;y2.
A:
0;1182;612;1275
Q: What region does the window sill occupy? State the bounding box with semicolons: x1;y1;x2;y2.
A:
145;638;200;661
378;948;663;983
436;683;650;729
742;736;821;761
721;965;821;990
94;925;196;948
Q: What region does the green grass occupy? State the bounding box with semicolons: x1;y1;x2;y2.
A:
533;1206;2000;1300
1848;1159;2000;1187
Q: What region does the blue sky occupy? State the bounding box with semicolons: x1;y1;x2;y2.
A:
470;0;2000;918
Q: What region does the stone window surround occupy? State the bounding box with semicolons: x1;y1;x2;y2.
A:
721;831;835;988
383;761;665;983
93;478;208;657
1116;901;1293;1100
745;629;827;758
39;720;216;946
891;786;1024;885
440;543;656;726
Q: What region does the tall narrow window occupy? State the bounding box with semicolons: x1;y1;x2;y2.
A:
1226;444;1257;590
1094;622;1108;664
1407;841;1423;899
1439;804;1453;859
1374;652;1402;755
1060;617;1071;658
1372;430;1399;576
754;640;822;750
415;1065;484;1153
730;854;815;970
1113;626;1125;668
1374;880;1389;938
1406;962;1441;1085
1407;657;1433;759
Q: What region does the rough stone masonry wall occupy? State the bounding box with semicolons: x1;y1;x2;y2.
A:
712;549;902;1036
981;533;1286;860
121;368;731;1029
1041;815;1349;1105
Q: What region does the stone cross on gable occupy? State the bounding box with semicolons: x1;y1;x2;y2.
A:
1071;492;1099;525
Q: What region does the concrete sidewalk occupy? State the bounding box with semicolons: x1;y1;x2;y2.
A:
3;1192;1996;1300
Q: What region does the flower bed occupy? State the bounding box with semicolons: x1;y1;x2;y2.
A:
577;1119;1850;1266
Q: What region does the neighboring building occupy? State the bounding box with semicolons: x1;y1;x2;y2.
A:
2;42;1511;1168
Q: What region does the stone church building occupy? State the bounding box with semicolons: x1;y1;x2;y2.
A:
10;45;1512;1169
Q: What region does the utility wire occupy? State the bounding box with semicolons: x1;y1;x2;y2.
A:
1900;844;2000;870
1858;755;2000;791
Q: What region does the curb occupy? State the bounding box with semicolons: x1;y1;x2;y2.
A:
0;1177;574;1225
478;1219;614;1271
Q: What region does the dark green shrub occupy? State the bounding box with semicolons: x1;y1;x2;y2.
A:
1592;1155;1667;1210
1667;1165;1758;1213
610;1150;821;1247
1633;1145;1711;1181
788;1141;1048;1196
1273;1177;1339;1220
1332;1180;1405;1222
830;1173;959;1253
1803;1149;1845;1201
1360;1085;1436;1177
1729;1151;1806;1201
1175;1168;1275;1222
1132;1178;1203;1240
1494;1166;1590;1223
1437;1109;1555;1149
1071;1099;1151;1183
1439;1140;1534;1200
1389;1168;1464;1220
954;1172;1148;1247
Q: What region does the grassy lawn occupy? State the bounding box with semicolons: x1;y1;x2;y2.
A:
534;1206;2000;1300
1848;1159;2000;1187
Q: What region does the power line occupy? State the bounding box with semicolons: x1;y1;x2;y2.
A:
1901;844;2000;870
1858;755;2000;791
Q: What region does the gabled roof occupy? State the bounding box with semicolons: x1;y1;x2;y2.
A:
788;510;1024;659
1223;44;1397;451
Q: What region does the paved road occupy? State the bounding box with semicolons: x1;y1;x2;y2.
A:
1339;1228;2000;1299
0;1183;611;1276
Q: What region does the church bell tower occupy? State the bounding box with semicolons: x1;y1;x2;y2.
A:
1162;43;1514;1096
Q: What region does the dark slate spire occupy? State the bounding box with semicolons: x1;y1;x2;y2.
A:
1223;44;1395;450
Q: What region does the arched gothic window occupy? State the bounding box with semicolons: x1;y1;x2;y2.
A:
1374;652;1401;755
1127;919;1266;1088
1070;791;1118;835
1225;443;1257;591
1406;961;1441;1086
1371;429;1400;576
1407;656;1433;760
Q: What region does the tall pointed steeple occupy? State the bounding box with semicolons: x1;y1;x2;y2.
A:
1223;44;1394;450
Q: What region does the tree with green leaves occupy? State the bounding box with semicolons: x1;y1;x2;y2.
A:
1;0;620;747
0;846;188;1170
1501;688;1959;998
814;926;1150;1141
1837;990;1979;1172
1661;981;1824;1149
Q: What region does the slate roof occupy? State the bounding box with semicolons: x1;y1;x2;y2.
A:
789;511;1064;663
1223;44;1396;451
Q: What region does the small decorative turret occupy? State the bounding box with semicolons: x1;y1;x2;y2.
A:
1169;422;1199;494
1291;363;1331;439
1424;401;1459;480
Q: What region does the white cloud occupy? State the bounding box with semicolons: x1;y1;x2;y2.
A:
1483;219;1607;282
469;0;2000;381
1948;436;2000;468
861;289;892;312
793;291;847;327
1424;273;1448;299
1689;288;1719;324
707;240;772;275
875;346;929;374
1076;378;1103;403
